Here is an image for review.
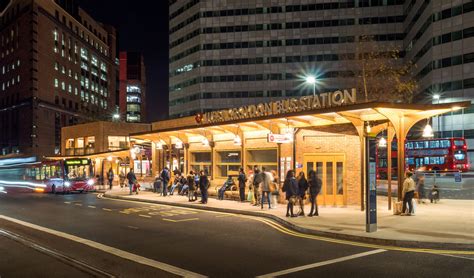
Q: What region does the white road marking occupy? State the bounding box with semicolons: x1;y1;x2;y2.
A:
436;253;474;261
256;249;386;277
74;203;82;206
88;206;96;209
102;208;112;211
139;215;151;218
162;218;199;223
64;201;71;204
127;226;139;230
0;215;207;278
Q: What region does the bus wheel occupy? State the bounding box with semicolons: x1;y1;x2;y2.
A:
51;185;56;194
79;190;84;194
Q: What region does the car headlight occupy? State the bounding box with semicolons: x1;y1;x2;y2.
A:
87;179;94;186
64;181;71;187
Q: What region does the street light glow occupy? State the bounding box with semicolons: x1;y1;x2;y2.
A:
306;75;317;84
113;113;120;120
433;94;440;100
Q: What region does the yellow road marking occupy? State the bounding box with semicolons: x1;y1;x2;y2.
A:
139;214;151;218
88;205;96;209
215;215;233;218
98;194;473;255
162;218;199;223
102;208;112;211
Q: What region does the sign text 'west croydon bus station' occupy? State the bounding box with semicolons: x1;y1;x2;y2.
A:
202;88;357;124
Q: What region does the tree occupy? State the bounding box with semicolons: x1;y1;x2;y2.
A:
354;35;418;103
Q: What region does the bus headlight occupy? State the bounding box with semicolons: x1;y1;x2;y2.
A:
64;181;71;187
87;179;94;186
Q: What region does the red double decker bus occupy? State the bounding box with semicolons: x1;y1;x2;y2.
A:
0;158;95;194
376;137;470;179
405;137;469;172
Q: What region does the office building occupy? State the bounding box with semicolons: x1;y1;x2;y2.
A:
0;0;117;159
119;51;146;123
169;0;474;164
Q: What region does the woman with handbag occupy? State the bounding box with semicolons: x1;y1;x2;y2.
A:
283;170;298;217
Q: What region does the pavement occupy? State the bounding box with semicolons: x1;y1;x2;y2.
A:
1;192;473;277
104;187;474;250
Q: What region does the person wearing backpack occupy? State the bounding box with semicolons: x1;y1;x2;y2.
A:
199;170;209;204
308;170;322;216
238;168;247;202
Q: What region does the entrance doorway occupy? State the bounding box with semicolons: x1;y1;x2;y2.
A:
303;154;346;206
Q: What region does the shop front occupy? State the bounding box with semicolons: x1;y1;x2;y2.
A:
133;89;469;207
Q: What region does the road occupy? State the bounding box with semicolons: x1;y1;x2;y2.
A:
0;192;473;277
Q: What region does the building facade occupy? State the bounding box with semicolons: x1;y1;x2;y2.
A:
0;0;117;159
168;0;474;163
119;51;146;123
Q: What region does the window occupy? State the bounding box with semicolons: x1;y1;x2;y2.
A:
61;81;65;90
127;103;141;112
54;78;58;87
454;140;465;146
126;95;141;103
108;136;129;150
216;150;241;177
190;152;212;176
246;149;278;173
440;140;450;148
454;150;466;160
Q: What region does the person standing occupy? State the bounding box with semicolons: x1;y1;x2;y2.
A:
416;175;426;204
199;170;209;204
308;170;321;216
107;168;114;190
238;168;247;202
252;167;263;206
283;170;298;217
160;167;170;196
401;171;416;216
187;170;196;202
126;168;137;195
296;172;308;216
260;167;273;209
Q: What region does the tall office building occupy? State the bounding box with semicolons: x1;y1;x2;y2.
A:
119;51;146;123
169;0;474;162
0;0;117;159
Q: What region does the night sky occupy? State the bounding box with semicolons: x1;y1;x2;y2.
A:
77;0;170;121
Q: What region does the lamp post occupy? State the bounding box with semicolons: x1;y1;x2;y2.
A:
433;94;441;138
305;75;317;97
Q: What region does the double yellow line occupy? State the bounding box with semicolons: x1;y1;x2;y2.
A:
98;194;474;255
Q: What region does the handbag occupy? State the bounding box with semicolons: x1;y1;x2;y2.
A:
269;182;277;192
247;189;254;202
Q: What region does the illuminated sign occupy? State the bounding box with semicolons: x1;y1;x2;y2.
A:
267;133;292;144
201;88;357;124
65;159;89;165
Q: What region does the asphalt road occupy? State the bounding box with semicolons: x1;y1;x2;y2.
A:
0;192;473;278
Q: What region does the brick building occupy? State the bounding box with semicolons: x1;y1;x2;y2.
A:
0;0;117;159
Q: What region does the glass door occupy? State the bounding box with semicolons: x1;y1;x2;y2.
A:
304;154;345;206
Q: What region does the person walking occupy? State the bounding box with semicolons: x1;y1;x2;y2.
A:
282;170;298;217
308;170;321;216
296;172;309;216
160;167;170;196
252;167;263;206
401;171;416;216
187;171;197;202
107;168;114;190
238;168;247;202
119;170;125;188
260;167;273;209
126;168;137;195
199;170;209;204
416;175;426;204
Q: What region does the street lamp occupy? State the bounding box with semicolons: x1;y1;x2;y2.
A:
305;75;317;97
423;119;434;138
112;113;120;121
